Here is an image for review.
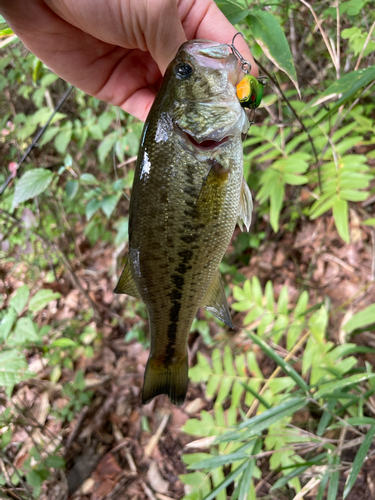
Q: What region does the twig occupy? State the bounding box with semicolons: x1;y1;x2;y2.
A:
64;406;89;456
299;0;337;71
355;20;375;71
254;58;322;192
144;413;170;458
0;452;33;500
0;85;74;195
246;331;310;418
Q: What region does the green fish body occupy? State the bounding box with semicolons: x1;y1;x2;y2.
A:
115;40;252;405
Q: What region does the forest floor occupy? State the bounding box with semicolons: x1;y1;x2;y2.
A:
2;198;375;500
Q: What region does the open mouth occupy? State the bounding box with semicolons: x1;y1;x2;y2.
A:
184;132;230;150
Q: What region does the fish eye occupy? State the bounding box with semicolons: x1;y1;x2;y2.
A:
174;63;193;79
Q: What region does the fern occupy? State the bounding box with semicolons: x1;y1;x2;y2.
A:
190;347;264;409
181;279;375;500
309;154;373;242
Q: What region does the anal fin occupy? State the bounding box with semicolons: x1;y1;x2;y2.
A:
237;177;253;232
201;272;233;329
114;256;141;298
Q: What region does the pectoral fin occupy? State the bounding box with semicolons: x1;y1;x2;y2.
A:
202;272;233;329
114;256;141;298
196;159;229;220
237;177;253;232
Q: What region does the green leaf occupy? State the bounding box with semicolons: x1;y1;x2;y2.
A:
80;173;99;185
12;169;54;208
215;0;248;24
11;318;39;344
216;397;306;443
0;308;17;342
98;132;117;163
201;459;249;500
314;373;375;399
86;199;102;221
362;218;375;226
101;195;118;218
343;304;375;332
327;456;340;500
66;180;79;200
0;349;34;395
306;65;375;111
29;289;61;313
45;455;65;469
270;184;284;232
344;424;375;498
88;123;104;140
54;124;72;154
50;338;77;348
247;331;310;393
247;10;299;95
332;197;349;243
9;285;30;313
188;451;250;470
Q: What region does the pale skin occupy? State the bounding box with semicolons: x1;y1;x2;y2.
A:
0;0;257;121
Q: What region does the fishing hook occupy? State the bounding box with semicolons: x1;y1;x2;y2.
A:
229;32;252;75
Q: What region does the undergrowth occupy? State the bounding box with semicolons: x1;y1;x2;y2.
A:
1;0;375;498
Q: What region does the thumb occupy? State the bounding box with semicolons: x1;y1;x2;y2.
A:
143;0;187;74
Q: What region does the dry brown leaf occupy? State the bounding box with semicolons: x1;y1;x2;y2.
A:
147;461;169;494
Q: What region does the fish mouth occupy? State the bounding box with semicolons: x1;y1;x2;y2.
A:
176;126;231;151
184;132;230;150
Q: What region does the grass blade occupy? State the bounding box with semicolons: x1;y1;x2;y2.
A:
343;424;375;499
201;459;248;500
216;397;306;443
247;331;310;393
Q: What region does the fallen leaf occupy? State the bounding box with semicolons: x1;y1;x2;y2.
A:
147;461;169;494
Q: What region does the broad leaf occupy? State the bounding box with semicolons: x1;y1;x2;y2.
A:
29;289;61;313
101;195;118;218
12;169;54;208
247;10;299;95
215;0;248;25
86;199;102;221
0;307;17;342
343;304;375;333
11;318;39;344
0;349;34;395
9;285;30;313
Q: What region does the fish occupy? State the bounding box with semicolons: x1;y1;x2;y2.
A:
114;39;253;406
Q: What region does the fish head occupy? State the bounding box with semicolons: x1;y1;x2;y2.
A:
162;40;249;149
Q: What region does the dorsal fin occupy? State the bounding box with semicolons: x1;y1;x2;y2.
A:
201;272;233;329
114;256;141;298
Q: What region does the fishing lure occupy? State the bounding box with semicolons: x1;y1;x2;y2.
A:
229;32;268;112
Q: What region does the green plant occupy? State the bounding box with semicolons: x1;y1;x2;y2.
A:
181;279;375;499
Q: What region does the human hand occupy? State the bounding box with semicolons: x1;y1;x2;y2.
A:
0;0;257;121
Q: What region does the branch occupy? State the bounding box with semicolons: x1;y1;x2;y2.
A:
0;84;74;195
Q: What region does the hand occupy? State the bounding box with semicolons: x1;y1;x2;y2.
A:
0;0;257;121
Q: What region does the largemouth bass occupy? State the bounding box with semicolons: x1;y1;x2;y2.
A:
115;40;252;405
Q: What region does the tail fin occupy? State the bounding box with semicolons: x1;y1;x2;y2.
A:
142;354;189;406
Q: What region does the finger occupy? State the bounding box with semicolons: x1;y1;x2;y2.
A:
179;0;258;77
1;0;161;113
143;0;187;74
120;87;156;122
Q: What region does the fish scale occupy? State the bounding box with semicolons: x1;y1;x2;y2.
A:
115;40;253;405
